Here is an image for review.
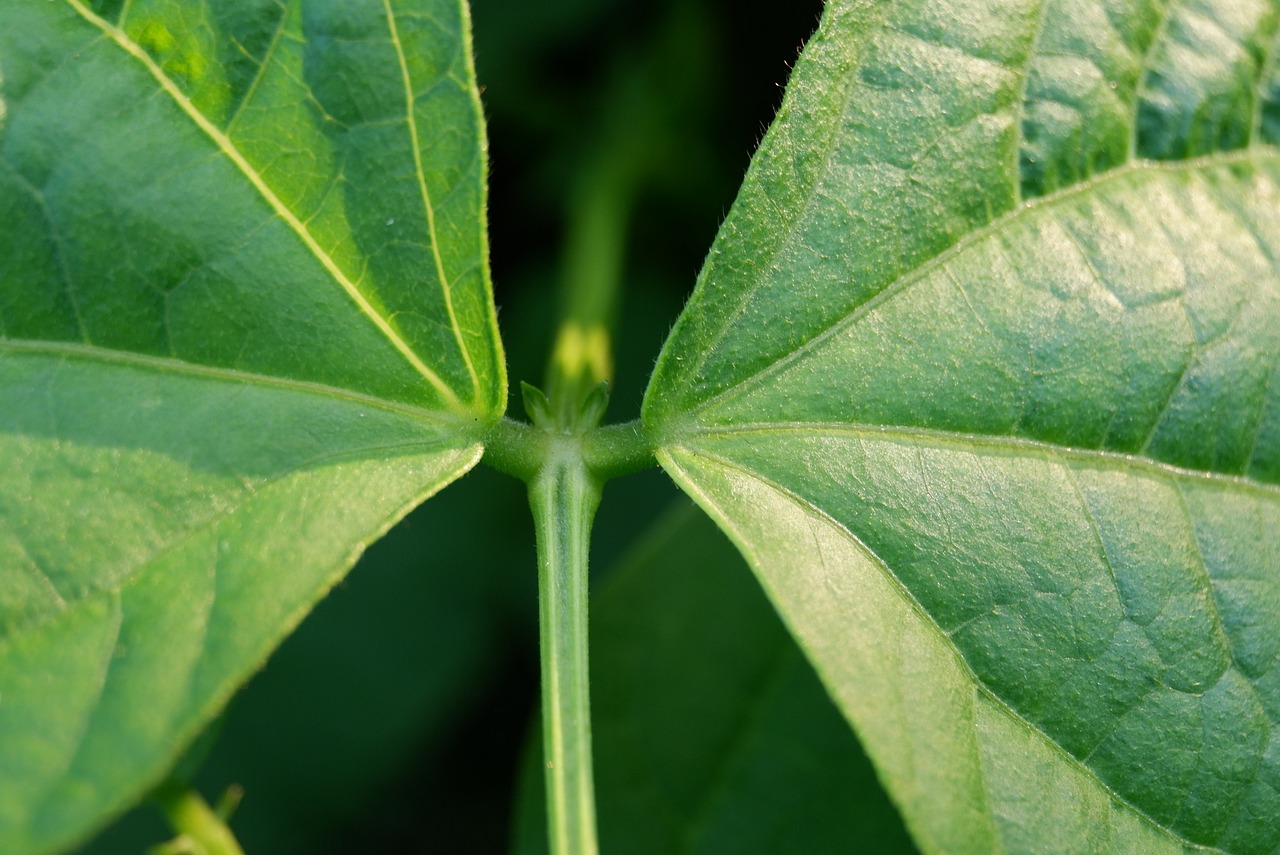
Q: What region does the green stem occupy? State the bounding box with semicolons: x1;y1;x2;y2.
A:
151;783;244;855
560;150;633;337
544;74;652;424
528;443;602;855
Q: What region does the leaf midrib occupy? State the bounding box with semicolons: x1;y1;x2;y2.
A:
0;338;479;644
0;338;467;431
675;420;1280;499
62;0;474;418
673;145;1280;423
662;447;1236;855
654;0;1276;420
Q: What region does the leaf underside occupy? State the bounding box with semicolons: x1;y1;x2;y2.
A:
0;1;503;852
646;1;1280;853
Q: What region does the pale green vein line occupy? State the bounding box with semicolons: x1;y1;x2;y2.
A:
224;0;291;136
1169;480;1236;670
2;162;90;343
0;338;463;430
1245;357;1280;473
23;595;123;830
1060;465;1127;658
679;420;1280;499
672;22;869;394
63;0;468;416
1010;0;1051;206
382;0;481;404
1249;25;1280;146
7;532;69;609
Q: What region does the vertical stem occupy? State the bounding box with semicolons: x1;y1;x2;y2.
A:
528;446;602;855
544;149;633;426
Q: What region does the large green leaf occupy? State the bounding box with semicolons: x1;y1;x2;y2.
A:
0;1;503;852
646;0;1280;853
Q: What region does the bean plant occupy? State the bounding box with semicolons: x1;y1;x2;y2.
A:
2;0;1279;853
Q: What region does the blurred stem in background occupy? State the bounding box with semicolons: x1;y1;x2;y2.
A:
544;123;634;415
150;784;244;855
543;6;699;423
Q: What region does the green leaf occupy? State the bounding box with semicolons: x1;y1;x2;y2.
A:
0;1;503;852
513;501;917;855
646;1;1280;853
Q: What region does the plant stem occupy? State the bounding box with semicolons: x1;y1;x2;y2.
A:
510;34;679;855
151;783;244;855
528;443;602;855
543;67;657;425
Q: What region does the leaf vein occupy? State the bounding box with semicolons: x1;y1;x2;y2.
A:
1250;26;1280;145
1129;0;1180;159
1011;0;1051;206
0;159;90;344
0;338;462;429
0;435;469;652
674;12;871;391
223;0;291;135
679;420;1280;497
25;596;124;832
380;0;481;405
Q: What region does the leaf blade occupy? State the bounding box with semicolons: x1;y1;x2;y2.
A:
675;155;1280;485
0;0;505;849
0;347;481;854
661;444;1265;854
646;0;1280;851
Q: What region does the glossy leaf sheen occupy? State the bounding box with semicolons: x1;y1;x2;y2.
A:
647;1;1280;853
0;0;502;852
